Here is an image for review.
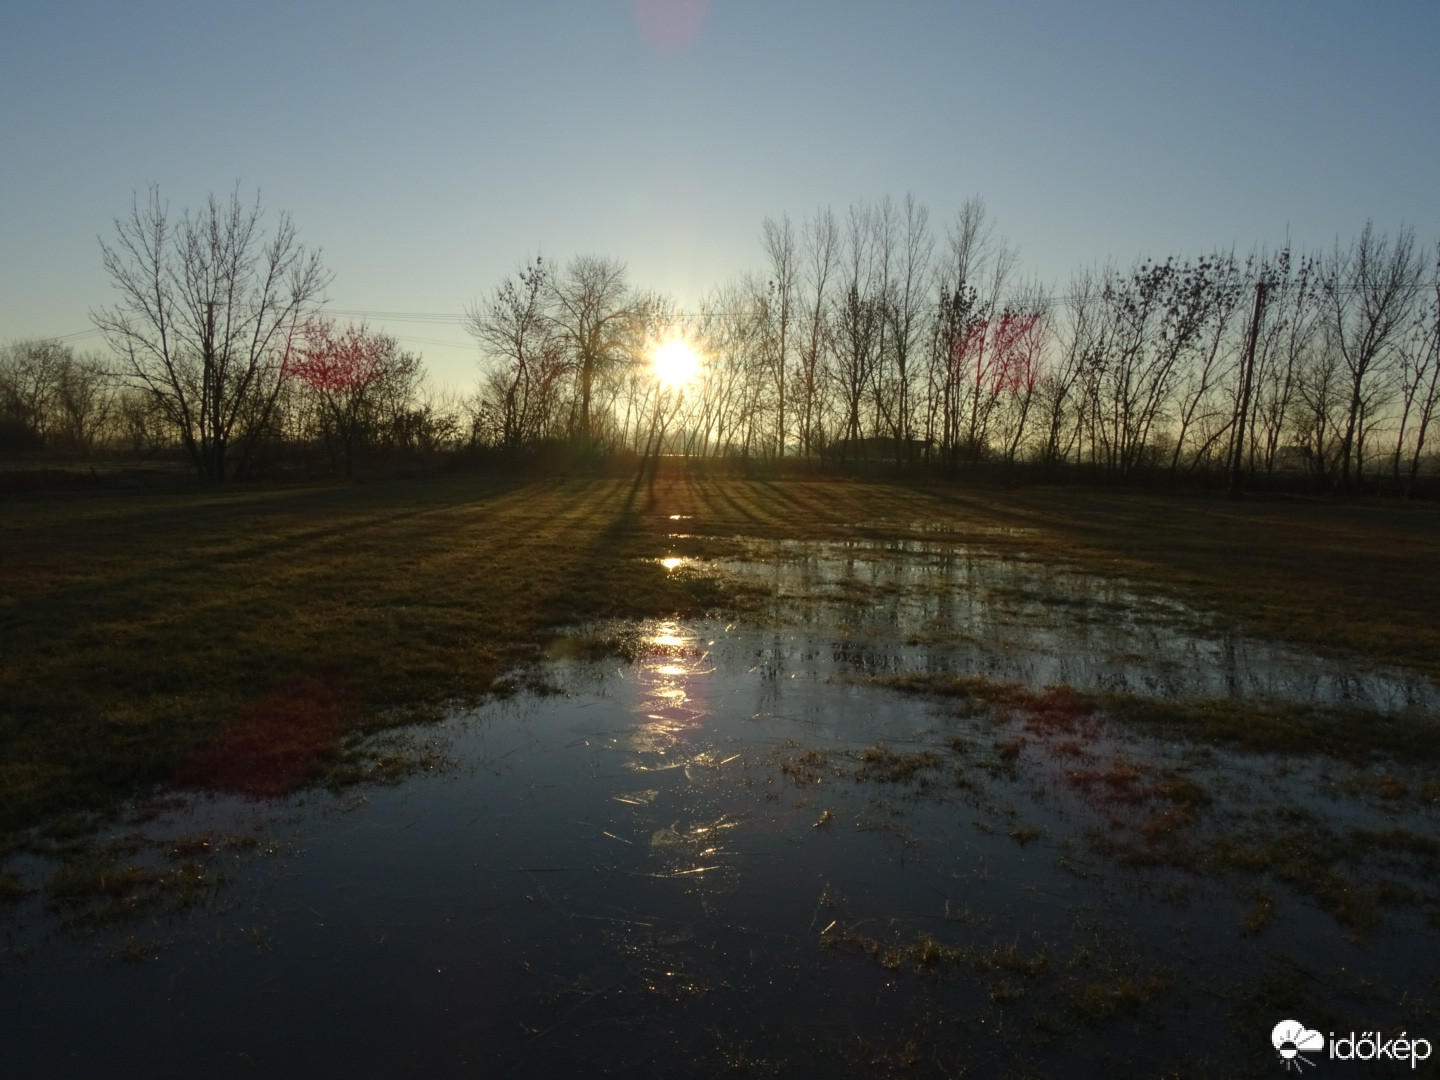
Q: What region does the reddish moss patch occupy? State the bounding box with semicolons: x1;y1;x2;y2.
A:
174;676;344;798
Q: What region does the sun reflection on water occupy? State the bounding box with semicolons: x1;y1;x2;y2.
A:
606;622;735;884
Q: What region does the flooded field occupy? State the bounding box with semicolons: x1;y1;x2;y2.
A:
3;535;1438;1078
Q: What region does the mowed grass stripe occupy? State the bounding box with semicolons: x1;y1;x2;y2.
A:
0;476;725;835
2;472;1436;842
659;477;1439;672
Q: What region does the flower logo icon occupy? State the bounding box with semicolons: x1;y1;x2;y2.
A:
1272;1020;1325;1072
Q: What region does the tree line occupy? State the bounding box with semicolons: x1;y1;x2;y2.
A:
469;197;1439;493
5;187;1435;491
4;189;461;478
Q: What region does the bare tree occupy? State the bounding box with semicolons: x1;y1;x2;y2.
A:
1291;320;1351;484
0;339;117;451
881;194;933;465
92;186;330;480
1391;267;1440;491
925;197;1019;467
866;198;899;454
51;350;119;452
1087;257;1211;475
114;384;176;453
1038;268;1105;469
1164;252;1245;475
689;280;758;457
288;321;421;475
548;255;633;445
0;340;67;448
760;214;797;457
1248;247;1320;478
832;204;882;460
992;284;1051;467
465;258;566;451
1320;222;1426;490
796;208;839;457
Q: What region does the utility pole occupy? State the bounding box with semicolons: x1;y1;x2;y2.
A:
1229;280;1271;497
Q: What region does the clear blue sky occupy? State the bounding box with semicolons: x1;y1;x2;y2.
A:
3;0;1437;388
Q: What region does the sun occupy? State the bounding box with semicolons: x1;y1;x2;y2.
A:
651;338;702;390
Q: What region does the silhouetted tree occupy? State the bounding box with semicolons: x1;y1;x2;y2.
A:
0;340;119;453
465;258;568;451
288;321;419;475
1390;254;1440;491
549;255;634;446
92;186;330;480
796;209;839;458
760;214;797;457
1321;223;1425;490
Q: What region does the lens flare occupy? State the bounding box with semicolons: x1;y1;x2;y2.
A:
631;0;708;54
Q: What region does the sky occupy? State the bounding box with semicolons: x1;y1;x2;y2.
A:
2;0;1437;390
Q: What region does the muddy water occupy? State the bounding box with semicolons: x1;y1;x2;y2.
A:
3;540;1438;1078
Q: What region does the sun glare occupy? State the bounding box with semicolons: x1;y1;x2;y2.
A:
651;338;702;390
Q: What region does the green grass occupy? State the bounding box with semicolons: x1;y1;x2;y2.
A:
876;672;1440;763
0;473;737;838
3;470;1436;846
652;478;1440;675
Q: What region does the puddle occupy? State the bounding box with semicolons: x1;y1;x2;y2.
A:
720;537;1440;711
3;540;1438;1078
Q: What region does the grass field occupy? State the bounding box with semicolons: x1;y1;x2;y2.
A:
3;470;1437;845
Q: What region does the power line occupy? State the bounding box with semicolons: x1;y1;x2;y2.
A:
16;278;1429;350
319;307;467;323
388;334;475;350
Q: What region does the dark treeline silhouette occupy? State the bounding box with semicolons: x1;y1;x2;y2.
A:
5;188;1436;493
467;198;1440;495
4;188;460;480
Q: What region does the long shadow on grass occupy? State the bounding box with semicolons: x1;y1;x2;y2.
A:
0;475;701;836
0;475;533;623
